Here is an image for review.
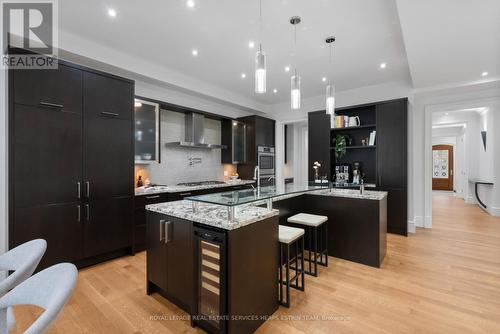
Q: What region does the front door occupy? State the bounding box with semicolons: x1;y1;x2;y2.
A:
432;145;454;191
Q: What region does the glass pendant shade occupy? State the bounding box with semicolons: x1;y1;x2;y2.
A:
326;84;335;115
291;73;301;110
255;50;266;94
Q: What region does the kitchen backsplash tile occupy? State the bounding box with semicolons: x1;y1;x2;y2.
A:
136;109;225;185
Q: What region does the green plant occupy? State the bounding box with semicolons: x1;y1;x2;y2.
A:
335;134;351;159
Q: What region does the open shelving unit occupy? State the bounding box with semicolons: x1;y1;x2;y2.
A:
330;105;377;184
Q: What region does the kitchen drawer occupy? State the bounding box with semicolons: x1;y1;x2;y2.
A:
135;192;170;208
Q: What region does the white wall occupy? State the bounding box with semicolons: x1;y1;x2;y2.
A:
0;67;7;255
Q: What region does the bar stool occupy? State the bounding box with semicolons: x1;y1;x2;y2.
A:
287;213;328;277
278;225;305;308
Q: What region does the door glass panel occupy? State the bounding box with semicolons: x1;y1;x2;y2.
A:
433;150;449;179
134;99;159;163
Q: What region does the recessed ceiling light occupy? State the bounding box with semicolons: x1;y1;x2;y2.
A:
284;66;290;72
241;73;246;79
134;102;142;107
248;41;255;49
445;112;449;116
191;49;198;56
107;8;117;18
186;0;195;8
273;89;278;93
482;71;488;77
380;62;387;69
322;77;327;82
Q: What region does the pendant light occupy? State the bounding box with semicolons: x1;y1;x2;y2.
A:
290;16;301;110
255;0;266;93
325;36;336;115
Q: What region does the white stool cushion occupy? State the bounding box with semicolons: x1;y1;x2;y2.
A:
288;213;328;227
279;225;305;244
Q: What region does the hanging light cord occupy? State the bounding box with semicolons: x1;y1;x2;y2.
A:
329;42;333;85
259;0;262;48
294;22;297;72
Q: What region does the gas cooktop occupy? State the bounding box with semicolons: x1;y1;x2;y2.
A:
176;181;226;187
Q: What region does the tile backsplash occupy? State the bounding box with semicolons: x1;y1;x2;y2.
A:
136;109;226;186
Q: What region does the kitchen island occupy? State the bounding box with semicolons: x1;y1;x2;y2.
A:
145;183;387;334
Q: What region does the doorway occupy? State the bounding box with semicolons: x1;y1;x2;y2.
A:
432;144;454;191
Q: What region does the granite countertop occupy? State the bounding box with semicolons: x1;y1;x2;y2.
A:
135;180;255;196
146;200;278;230
310;188;388;200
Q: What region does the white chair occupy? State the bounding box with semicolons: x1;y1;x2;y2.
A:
0;263;78;334
0;239;47;332
0;239;47;297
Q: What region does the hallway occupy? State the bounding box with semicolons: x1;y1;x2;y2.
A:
11;195;500;334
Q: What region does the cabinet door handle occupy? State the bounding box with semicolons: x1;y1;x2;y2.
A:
77;205;81;222
85;204;90;221
179;192;191;197
159;219;165;242
164;221;172;244
77;182;81;199
100;111;119;117
40;102;63;109
145;195;161;200
85;181;90;198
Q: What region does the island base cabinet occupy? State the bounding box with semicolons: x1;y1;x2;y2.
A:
146;212;193;314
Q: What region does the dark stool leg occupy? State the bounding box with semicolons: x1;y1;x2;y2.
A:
301;236;305;290
295;238;299;287
285;244;290;307
314;226;318;276
325;222;329;267
279;243;283;305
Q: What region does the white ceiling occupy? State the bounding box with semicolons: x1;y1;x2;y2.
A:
58;0;499;108
396;0;500;88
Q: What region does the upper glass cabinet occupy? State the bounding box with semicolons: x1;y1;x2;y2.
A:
134;98;160;163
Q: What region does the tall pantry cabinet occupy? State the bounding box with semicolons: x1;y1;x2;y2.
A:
9;59;135;269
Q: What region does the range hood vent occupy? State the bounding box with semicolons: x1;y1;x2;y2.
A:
165;112;227;149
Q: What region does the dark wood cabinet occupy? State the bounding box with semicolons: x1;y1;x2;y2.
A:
166;217;193;309
13;203;83;269
308;111;331;181
146;212;168;291
12;104;82;208
376;99;407;236
146;212;193;313
376;99;408;189
236;115;275;180
13;63;83;113
9;59;135;270
307;98;408;236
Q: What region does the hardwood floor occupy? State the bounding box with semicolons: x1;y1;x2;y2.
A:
12;195;500;333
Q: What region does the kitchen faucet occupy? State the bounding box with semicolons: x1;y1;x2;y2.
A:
253;165;260;188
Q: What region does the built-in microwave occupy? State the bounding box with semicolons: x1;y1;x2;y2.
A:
258;146;275;176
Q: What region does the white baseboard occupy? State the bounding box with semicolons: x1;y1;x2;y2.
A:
414;216;424;228
408;221;416;234
424;216;432;228
465;196;476;204
489;206;500;217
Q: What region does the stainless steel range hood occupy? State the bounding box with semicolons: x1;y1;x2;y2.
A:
165;112;227;149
